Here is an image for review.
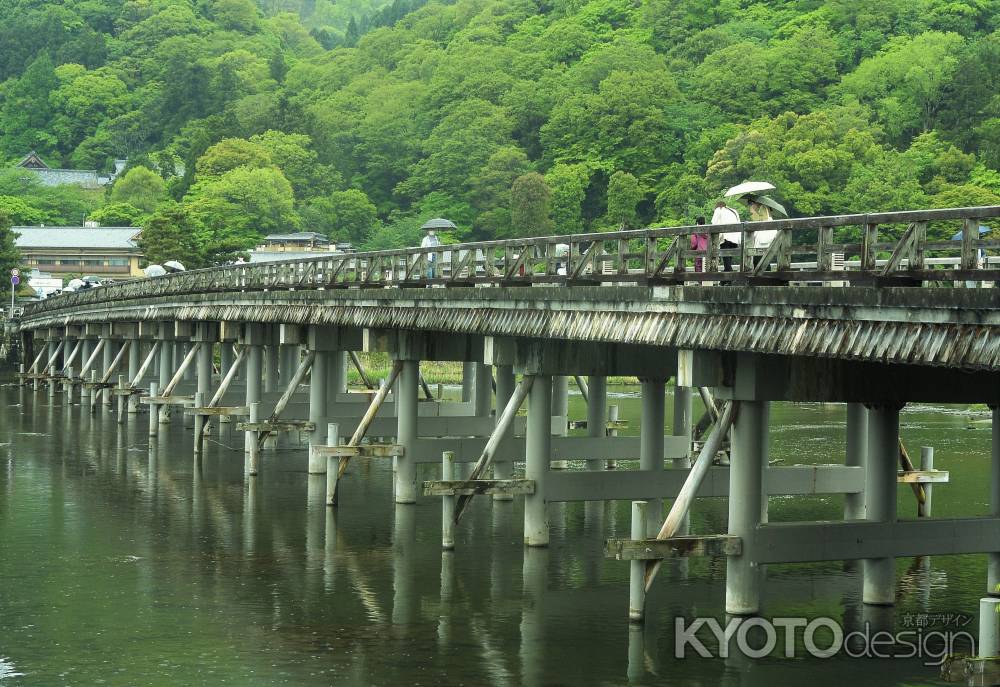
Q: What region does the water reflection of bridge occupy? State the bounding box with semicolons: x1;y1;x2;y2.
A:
9;205;1000;674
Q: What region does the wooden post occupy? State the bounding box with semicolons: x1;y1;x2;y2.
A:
919;446;934;518
349;350;375;389
193;391;205;456
148;382;159;438
335;360;403;482
607;404;619;469
442;451;456;550
454;374;534;522
88;370;98;414
628;501;648;622
644;401;737;592
326;423;340;507
162;342;199;397
116;374;126;424
247;401;261;476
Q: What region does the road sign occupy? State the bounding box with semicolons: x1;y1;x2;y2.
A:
10;268;19;277
11;275;19;286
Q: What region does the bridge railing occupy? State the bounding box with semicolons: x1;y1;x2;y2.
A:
22;206;1000;316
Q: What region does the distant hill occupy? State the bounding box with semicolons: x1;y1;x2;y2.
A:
0;0;998;263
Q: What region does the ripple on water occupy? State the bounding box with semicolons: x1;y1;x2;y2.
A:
0;657;25;680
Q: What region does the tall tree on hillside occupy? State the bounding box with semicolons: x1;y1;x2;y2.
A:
606;171;643;229
0;210;21;277
0;53;59;157
509;173;553;238
110;167;167;214
138;204;203;267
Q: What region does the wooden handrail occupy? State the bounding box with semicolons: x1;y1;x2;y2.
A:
20;205;1000;318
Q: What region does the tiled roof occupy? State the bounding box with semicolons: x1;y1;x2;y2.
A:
13;226;141;249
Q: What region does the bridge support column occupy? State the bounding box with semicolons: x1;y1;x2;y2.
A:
474;363;492;418
395;359;419;504
220;343;234;379
461;362;475;403
183;342;195;382
127;338;141;414
493;364;515;501
587;376;607;471
308;348;329;475
672;382;693;534
79;338;94;401
103;339;117;407
242;326;265;469
62;332;74;377
264;343;279;393
640;378;666;533
327;351;347;407
551;376;570;469
845;403;868;520
989;405;1000;595
726;399;769;615
46;338;57;392
863;404;900;606
157;336;173;424
524;374;551;547
281;344;298;386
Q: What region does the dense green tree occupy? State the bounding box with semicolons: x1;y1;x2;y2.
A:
2;0;1000;258
88;203;146;227
509;172;552;238
301;189;379;242
0;196;46;225
138;204;204;267
606;171;643;229
839;31;965;144
109;167;167;213
0;53;59;157
213;0;259;33
186;165;299;239
0;210;20;277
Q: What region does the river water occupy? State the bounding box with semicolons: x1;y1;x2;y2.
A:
0;378;993;686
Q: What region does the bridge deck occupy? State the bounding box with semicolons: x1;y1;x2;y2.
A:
18;286;1000;371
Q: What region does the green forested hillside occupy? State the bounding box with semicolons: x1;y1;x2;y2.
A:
2;0;1000;266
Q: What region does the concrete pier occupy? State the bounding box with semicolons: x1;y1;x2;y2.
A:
524;374;551;547
726;400;768;615
863;404;900;606
395;359;419;504
639;378;665;533
587;376;607;472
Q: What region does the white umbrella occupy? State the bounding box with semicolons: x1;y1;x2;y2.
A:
163;260;186;272
724;181;776;198
143;264;166;278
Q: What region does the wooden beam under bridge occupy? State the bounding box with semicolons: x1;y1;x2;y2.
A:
754;516;1000;563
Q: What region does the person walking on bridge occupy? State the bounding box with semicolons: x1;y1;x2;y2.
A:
421;226;442;279
690;216;709;272
712;201;741;272
747;198;775;269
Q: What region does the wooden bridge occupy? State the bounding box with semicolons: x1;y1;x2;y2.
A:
8;205;1000;642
